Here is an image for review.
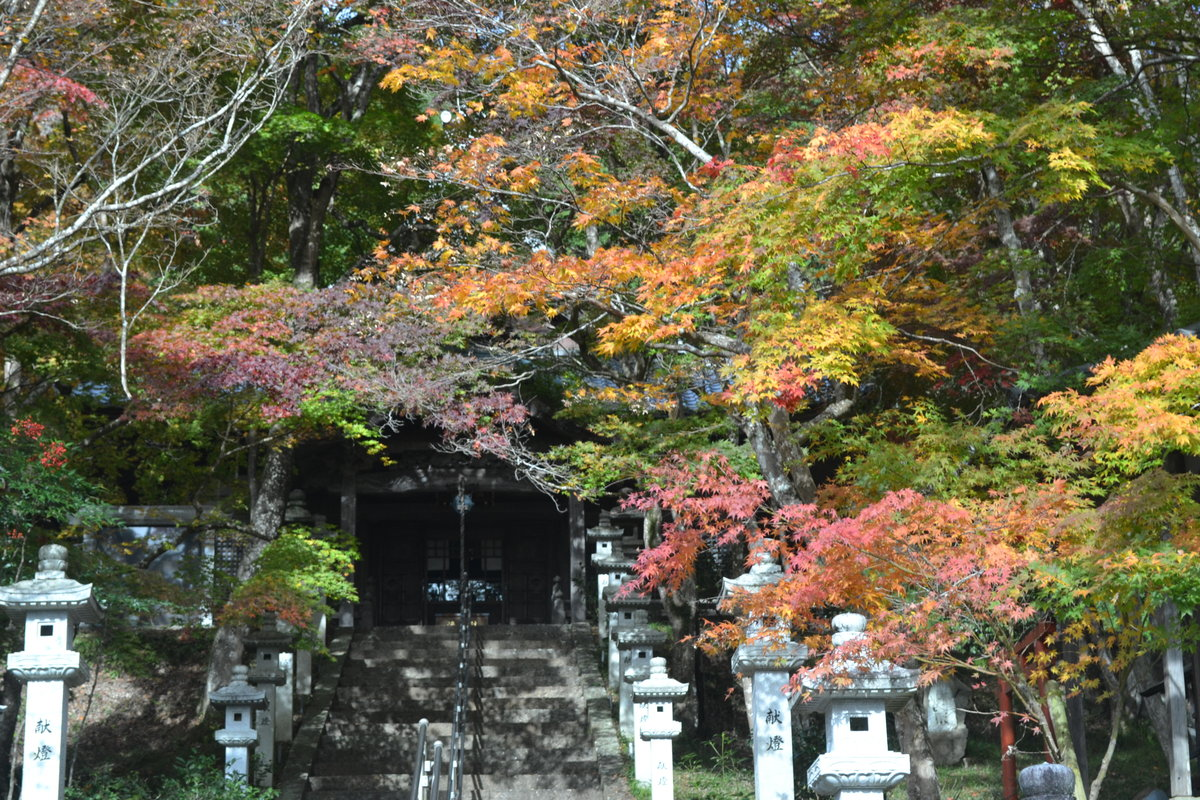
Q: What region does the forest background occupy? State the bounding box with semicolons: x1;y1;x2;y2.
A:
4;0;1200;798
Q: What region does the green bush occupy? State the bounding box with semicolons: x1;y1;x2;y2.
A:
66;754;277;800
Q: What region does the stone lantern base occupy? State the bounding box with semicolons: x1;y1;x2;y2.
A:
808;752;910;796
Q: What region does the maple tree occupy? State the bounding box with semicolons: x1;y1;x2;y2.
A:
620;441;1200;798
1;0;1200;789
360;0;1194;521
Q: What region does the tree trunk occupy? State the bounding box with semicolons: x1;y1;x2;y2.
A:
1046;681;1087;800
643;505;700;732
286;167;340;290
898;689;941;800
201;438;294;715
742;405;817;507
0;672;21;795
0;122;26;239
1128;653;1173;763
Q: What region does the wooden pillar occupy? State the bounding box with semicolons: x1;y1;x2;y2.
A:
341;455;362;629
999;680;1018;800
340;456;357;537
568;495;587;623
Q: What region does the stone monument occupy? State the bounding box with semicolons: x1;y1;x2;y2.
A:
797;613;918;800
0;544;102;800
925;677;968;765
721;550;807;800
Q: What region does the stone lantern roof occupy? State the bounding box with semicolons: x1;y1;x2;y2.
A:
604;586;658;613
243;613;293;651
717;549;783;606
586;511;625;541
796;613;918;713
0;545;102;625
632;657;689;703
616;627;670;649
592;554;637;572
210;665;268;710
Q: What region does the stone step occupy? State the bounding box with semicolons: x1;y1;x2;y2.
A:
334;684;583;708
367;624;573;641
314;753;604;777
323;701;587;725
320;719;592;747
305;625;610;800
310;746;601;777
339;661;575;681
306;770;604;797
335;675;577;694
349;645;575;664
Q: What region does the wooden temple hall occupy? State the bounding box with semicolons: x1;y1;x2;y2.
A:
98;437;618;627
297;443;599;627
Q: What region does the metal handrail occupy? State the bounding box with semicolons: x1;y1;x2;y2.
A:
446;593;472;800
409;719;444;800
409;719;428;800
447;483;474;800
410;484;474;800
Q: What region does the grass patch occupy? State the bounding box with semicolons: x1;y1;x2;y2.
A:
629;732;755;800
637;718;1170;800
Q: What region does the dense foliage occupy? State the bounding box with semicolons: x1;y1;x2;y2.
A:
4;0;1200;796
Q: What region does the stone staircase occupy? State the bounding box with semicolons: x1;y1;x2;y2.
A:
302;624;617;800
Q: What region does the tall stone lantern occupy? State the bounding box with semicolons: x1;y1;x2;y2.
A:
0;544;102;800
720;550;807;800
588;512;625;639
245;615;290;787
797;613;918;800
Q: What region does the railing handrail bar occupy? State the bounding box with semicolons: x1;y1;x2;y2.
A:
447;585;472;799
409;718;429;800
447;484;473;800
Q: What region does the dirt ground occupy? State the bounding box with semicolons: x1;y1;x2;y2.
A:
47;631;218;783
65;664;212;780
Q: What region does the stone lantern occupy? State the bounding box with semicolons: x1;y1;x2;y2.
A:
243;613;294;752
721;549;807;800
594;553;637;643
283;490;321;701
797;613;917;800
587;512;625;639
604;589;653;688
210;665;268;781
617;626;669;739
632;657;687;800
0;544;102;800
245;616;289;787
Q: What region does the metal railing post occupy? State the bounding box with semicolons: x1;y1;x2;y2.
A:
410;718;429;800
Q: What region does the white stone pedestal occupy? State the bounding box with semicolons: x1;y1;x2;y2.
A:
733;639;807;800
0;545;102;800
23;680;69;799
276;651;294;742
